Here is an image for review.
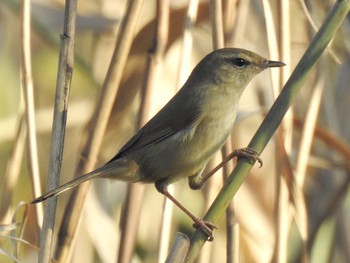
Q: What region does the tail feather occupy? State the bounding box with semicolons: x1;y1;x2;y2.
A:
31;170;100;204
31;159;140;204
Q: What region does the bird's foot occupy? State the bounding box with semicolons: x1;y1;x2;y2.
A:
235;147;263;167
193;218;217;241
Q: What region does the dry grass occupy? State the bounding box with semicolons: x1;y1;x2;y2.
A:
0;0;350;262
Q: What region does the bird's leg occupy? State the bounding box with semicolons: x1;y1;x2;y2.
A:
155;181;217;241
189;147;263;190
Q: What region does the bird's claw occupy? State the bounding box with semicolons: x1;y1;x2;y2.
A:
235;147;263;167
193;218;217;241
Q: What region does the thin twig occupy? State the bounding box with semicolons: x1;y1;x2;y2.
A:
176;0;199;88
223;0;238;44
19;0;43;227
294;76;325;225
297;0;341;64
262;0;281;96
266;1;291;262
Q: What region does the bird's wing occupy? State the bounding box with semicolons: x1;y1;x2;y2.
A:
108;91;201;162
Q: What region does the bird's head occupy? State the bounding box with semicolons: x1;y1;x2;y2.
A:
190;48;285;91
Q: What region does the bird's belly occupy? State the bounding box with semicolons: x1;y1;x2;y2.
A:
139;115;235;183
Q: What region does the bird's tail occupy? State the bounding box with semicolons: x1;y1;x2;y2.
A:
31;159;140;204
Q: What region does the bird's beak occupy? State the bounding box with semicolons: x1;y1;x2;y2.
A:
262;60;286;68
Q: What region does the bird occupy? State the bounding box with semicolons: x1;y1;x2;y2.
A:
32;48;285;240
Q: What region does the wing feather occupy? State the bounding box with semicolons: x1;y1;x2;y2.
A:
108;88;201;162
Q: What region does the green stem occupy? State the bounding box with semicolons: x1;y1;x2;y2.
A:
186;0;350;261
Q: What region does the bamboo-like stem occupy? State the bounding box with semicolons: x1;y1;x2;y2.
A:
54;0;144;262
186;0;350;261
37;0;77;262
165;233;190;263
221;141;236;263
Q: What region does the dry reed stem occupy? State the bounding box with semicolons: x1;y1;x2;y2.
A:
0;115;26;226
163;1;199;262
2;0;350;262
210;1;238;263
263;0;292;262
37;0;77;262
116;1;170;258
54;0;145;262
19;0;43;227
165;232;190;263
176;0;200;88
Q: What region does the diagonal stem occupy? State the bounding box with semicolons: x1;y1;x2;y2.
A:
186;0;350;261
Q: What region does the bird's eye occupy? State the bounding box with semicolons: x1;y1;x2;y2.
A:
231;58;249;68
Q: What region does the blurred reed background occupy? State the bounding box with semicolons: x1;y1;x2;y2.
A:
0;0;350;262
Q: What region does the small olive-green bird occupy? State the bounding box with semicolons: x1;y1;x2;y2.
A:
32;48;284;239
